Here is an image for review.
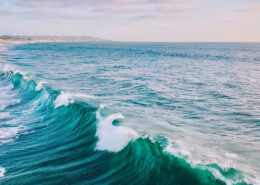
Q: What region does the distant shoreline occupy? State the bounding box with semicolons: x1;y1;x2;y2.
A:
0;39;66;43
0;35;109;43
0;39;82;43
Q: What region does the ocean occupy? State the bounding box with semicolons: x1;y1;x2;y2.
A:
0;42;259;185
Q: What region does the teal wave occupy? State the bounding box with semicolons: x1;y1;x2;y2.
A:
0;70;250;185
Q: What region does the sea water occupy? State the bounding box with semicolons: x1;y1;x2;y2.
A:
0;42;259;185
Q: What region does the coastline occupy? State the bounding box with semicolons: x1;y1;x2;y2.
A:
0;36;109;43
0;39;100;43
0;39;64;43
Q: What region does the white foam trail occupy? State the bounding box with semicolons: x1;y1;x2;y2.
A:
207;168;233;185
72;93;95;99
165;141;257;184
2;64;25;75
35;81;46;91
224;152;239;159
0;126;26;145
0;98;20;111
0;83;14;91
164;136;236;169
0;167;5;177
0;127;19;139
0;76;20;111
107;113;124;120
95;106;138;152
54;92;74;108
100;104;107;109
206;167;255;185
0;112;11;120
1;64;30;80
54;92;95;108
165;143;191;159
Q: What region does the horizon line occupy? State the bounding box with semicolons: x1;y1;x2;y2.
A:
0;35;260;43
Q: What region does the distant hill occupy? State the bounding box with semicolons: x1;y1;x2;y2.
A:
0;35;110;42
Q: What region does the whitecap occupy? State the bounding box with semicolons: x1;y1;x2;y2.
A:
35;81;46;91
0;167;5;177
54;92;74;108
0;126;26;145
2;64;29;78
95;106;138;152
0;112;11;120
54;92;95;108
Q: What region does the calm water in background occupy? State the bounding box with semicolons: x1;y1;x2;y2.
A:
0;42;259;184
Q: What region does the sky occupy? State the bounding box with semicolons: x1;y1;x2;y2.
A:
0;0;260;42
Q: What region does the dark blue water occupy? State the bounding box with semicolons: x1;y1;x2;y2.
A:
0;42;259;184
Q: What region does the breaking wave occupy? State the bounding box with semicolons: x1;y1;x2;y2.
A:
0;68;253;185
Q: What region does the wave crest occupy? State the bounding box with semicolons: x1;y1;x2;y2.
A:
95;106;138;152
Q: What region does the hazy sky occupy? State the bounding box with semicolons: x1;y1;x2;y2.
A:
0;0;259;42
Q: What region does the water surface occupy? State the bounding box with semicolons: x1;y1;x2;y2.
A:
0;42;259;184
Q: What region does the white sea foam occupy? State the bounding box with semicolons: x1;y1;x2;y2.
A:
0;80;19;124
165;141;257;184
0;126;26;145
0;112;11;120
0;98;21;111
54;92;74;108
2;64;30;80
0;167;5;177
0;83;14;91
165;142;191;159
0;127;19;139
224;152;239;159
206;166;256;185
95;106;138;152
3;64;22;74
72;93;95;99
36;81;46;91
207;167;233;185
54;92;95;108
0;77;21;111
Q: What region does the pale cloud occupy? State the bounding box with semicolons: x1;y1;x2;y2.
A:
0;0;200;20
14;0;199;12
242;5;260;15
14;0;197;7
0;0;259;41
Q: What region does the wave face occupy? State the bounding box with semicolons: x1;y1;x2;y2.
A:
0;42;260;184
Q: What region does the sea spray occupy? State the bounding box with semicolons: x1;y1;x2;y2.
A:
95;106;138;152
0;167;5;178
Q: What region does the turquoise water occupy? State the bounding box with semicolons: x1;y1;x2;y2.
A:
0;42;259;185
